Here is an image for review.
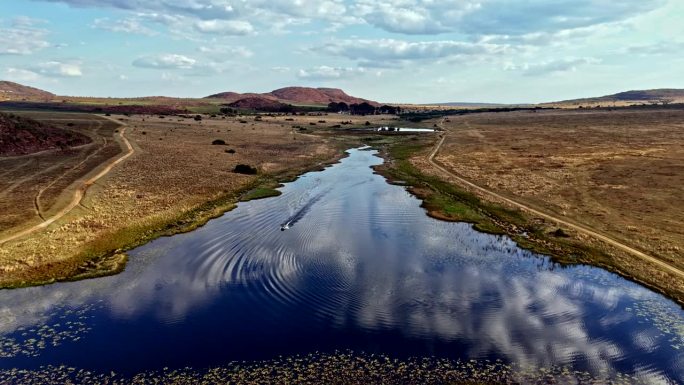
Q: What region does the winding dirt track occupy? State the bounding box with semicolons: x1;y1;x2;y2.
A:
428;130;684;280
0;116;133;245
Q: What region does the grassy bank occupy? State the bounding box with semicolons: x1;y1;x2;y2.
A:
374;134;684;306
1;146;352;289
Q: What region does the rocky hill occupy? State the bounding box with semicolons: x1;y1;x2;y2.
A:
0;81;55;101
0;112;90;156
207;87;375;105
227;96;291;112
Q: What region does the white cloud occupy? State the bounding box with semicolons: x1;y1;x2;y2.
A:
297;65;366;80
622;41;684;56
0;18;50;55
198;45;254;59
92;17;157;35
11;16;47;28
32;61;83;77
194;19;254;35
504;57;601;76
314;38;515;65
353;0;666;36
5;68;40;81
132;54;197;69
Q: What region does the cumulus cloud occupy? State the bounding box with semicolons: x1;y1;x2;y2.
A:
194;19;253;35
198;45;253;60
0;18;50;55
297;65;366;80
33;0;670;52
504;57;600;76
36;0;349;32
92;17;157;35
31;61;83;77
353;0;666;36
5;68;40;81
132;54;197;69
314;38;515;66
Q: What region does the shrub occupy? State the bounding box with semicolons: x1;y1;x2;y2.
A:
225;149;236;154
194;115;202;121
233;164;257;175
551;228;570;237
212;139;227;145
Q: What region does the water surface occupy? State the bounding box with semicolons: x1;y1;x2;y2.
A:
0;148;682;383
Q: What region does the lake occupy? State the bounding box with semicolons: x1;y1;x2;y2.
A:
0;148;682;383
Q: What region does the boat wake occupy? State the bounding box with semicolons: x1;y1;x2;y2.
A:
280;189;330;231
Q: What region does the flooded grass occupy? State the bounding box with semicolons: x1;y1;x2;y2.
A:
0;352;646;385
240;186;282;202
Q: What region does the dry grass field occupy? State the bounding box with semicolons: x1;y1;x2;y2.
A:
0;112;121;233
0;111;395;286
405;108;683;301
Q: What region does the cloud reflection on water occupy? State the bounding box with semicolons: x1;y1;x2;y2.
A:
0;149;681;383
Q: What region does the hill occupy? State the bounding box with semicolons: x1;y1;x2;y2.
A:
227;96;292;112
0;81;55;101
548;89;684;107
0;112;91;156
207;87;375;105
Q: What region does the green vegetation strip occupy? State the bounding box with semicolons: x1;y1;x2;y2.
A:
377;136;629;269
375;133;684;306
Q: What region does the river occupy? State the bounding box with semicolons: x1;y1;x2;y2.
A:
0;148;682;383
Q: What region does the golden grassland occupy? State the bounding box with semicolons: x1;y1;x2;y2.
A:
0;111;397;286
1;106;682;307
381;108;683;304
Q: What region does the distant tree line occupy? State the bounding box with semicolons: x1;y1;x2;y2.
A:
327;102;402;115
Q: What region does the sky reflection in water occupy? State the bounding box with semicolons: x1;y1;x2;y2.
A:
0;148;682;383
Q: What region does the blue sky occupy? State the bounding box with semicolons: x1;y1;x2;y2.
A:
1;0;683;103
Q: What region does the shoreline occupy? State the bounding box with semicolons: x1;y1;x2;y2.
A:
4;129;682;309
372;134;684;308
0;140;352;290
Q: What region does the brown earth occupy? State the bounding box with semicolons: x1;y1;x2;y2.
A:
0;112;121;232
228;96;290;111
0;112;91;156
208;92;277;103
406;108;683;301
0;101;188;115
0;111;392;286
0;81;55;101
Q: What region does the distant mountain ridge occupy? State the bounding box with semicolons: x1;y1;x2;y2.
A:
0;81;55;101
207;86;376;106
549;88;684;106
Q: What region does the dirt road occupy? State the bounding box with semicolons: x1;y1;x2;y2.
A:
428;130;684;280
0;116;133;245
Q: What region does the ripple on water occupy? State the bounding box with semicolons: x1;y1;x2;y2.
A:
0;148;682;383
